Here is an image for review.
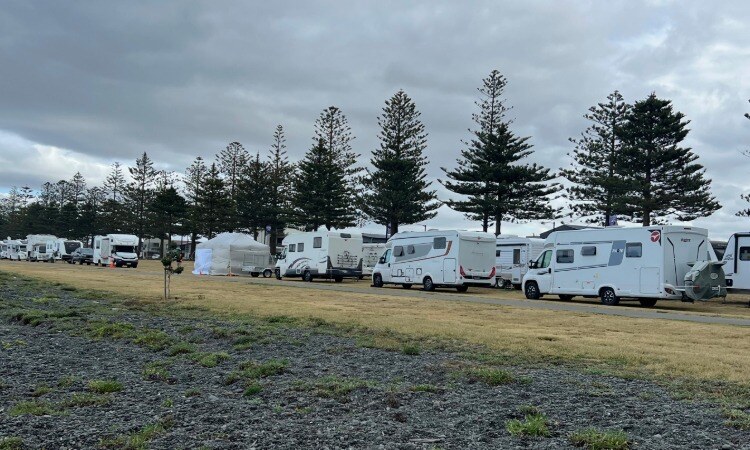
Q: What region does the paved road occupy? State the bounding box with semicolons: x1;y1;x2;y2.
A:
217;275;750;327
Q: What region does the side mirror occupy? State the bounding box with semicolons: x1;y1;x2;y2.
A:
378;257;386;264
528;261;536;269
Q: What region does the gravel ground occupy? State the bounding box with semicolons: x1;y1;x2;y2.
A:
1;275;749;449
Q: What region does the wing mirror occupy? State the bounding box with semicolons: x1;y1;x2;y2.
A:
528;261;537;269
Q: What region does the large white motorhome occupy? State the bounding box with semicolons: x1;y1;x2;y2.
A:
522;226;726;307
26;234;58;262
722;232;750;292
362;243;386;277
275;231;363;282
0;239;9;259
7;240;28;261
51;238;83;263
371;230;496;292
495;235;545;289
93;234;139;268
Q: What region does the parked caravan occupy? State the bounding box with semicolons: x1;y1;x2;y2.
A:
522;226;726;307
26;235;57;262
51;238;83;263
722;232;750;292
7;240;28;261
371;230;496;292
362;243;386;277
275;231;363;282
0;240;9;259
93;234;139;267
495;235;545;289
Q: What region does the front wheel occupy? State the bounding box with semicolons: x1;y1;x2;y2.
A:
303;271;313;282
373;274;383;288
600;287;619;306
639;298;658;307
456;285;469;293
524;282;541;300
422;277;435;292
334;276;343;283
263;269;272;278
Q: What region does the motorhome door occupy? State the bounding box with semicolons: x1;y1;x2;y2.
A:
734;236;750;288
533;250;553;292
443;258;456;283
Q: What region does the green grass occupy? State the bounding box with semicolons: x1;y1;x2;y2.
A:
167;341;196;356
100;416;174;450
88;321;137;339
162;398;173;408
506;413;551;437
402;343;421;355
723;408;750;430
133;330;174;351
0;437;23;450
243;382;263;397
295;376;373;402
410;384;439;393
226;359;288;385
570;428;629;450
465;367;516;386
57;375;78;388
184;388;201;397
31;383;53;397
232;335;256;351
143;361;172;382
8;400;58;416
88;379;123;394
190;352;231;368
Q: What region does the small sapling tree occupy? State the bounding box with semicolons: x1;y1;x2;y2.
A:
162;248;184;300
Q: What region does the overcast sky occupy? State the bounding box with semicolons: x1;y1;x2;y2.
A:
1;0;748;239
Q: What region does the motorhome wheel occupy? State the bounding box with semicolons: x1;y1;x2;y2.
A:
456;285;469;293
373;274;383;288
639;298;658;307
334;276;343;283
422;277;435;292
250;272;260;277
600;287;619;306
524;282;541;300
263;269;272;278
402;284;412;289
558;295;574;301
303;271;313;282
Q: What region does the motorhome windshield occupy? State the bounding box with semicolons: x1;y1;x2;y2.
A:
19;245;27;251
113;245;136;253
64;241;82;253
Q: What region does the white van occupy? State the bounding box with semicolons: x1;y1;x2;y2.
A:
275;231;363;282
722;232;750;292
26;235;58;262
93;234;139;267
362;243;386;277
371;230;496;292
495;235;545;289
522;226;724;307
51;238;83;263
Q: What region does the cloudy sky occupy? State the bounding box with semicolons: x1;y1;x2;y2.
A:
1;0;748;238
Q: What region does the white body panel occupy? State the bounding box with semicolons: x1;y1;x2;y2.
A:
723;233;750;291
26;235;57;261
0;240;9;259
7;240;28;260
50;239;83;261
495;236;545;287
362;243;386;276
93;234;139;266
372;230;496;290
275;231;363;280
522;226;717;300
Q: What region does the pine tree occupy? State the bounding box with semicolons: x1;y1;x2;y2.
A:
362;90;440;236
149;186;188;256
79;187;106;244
195;163;231;239
217;141;249;230
103;162;127;202
619;93;720;226
561;91;631;225
184;156;207;258
737;99;750;218
441;73;557;235
123;152;158;254
265;125;295;253
236;152;270;238
293;139;353;230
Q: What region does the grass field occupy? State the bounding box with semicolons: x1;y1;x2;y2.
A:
2;259;750;390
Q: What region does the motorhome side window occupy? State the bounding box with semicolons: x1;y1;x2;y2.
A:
433;237;446;249
496;249;501;257
581;246;596;256
288;244;296;252
513;249;521;264
407;245;415;254
740;247;750;261
298;243;304;252
393;246;404;257
340;233;351;238
556;249;574;264
313;237;322;248
626;243;642;258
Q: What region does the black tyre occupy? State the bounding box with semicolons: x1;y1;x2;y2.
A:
639;298;658;307
131;263;138;269
600;287;619;306
456;285;469;293
524;282;541;300
402;284;412;289
86;262;91;265
263;269;272;278
373;273;384;288
558;294;574;301
303;271;313;282
422;277;435;292
334;276;343;283
250;272;260;278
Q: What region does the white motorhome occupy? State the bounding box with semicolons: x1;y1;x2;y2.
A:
0;240;9;259
362;243;386;277
522;226;725;307
51;238;83;263
275;231;363;282
26;234;58;262
495;235;545;289
7;240;28;261
722;232;750;292
371;230;496;292
93;234;139;268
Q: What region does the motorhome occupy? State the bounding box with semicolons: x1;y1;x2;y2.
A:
722;232;750;292
93;234;139;267
275;231;363;282
0;240;9;259
362;243;387;277
26;234;58;262
371;230;496;292
51;238;83;263
522;226;725;307
494;235;545;289
7;240;28;261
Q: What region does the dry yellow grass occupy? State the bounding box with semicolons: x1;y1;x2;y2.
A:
2;259;750;384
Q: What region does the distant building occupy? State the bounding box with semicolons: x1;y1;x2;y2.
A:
539;224;600;240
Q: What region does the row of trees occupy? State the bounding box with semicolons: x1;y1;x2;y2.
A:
1;71;745;256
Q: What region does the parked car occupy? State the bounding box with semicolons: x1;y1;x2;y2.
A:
70;247;94;265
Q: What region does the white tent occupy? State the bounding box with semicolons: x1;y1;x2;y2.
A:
192;233;270;276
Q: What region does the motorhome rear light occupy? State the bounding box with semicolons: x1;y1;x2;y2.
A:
459;265;466;277
489;266;496;278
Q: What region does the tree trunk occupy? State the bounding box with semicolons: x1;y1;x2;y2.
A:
494;216;501;236
190;232;197;260
269;228;278;255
